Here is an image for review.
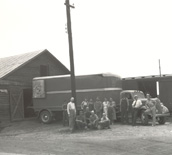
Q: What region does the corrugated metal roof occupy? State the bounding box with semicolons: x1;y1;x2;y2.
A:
122;74;172;80
33;73;121;80
0;49;48;79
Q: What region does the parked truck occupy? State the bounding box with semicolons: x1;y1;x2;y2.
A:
32;73;170;124
120;90;170;125
32;73;122;123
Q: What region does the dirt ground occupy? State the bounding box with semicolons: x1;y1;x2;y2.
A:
0;117;172;155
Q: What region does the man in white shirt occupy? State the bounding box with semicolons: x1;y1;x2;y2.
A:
81;98;88;112
132;95;142;126
67;97;76;132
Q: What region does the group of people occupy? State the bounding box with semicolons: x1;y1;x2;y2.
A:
63;97;117;132
63;94;169;132
120;93;169;126
120;94;143;126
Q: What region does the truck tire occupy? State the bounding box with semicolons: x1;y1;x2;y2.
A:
39;110;52;124
140;110;149;125
158;117;166;125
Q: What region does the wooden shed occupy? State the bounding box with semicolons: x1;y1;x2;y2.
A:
0;49;70;122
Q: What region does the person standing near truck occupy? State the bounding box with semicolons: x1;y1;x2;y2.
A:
67;97;76;132
108;98;117;123
85;107;91;127
144;94;156;126
120;96;129;124
94;97;103;119
88;98;94;111
103;98;109;116
132;95;142;126
81;98;88;112
62;100;68;126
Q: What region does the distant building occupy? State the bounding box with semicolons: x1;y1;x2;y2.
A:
0;49;69;122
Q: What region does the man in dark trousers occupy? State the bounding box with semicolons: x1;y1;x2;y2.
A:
76;111;86;130
94;97;103;120
132;95;142;126
120;95;129;124
84;107;91;127
88;110;99;129
62;100;68;126
67;97;76;132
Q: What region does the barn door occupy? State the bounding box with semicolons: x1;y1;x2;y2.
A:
10;86;24;121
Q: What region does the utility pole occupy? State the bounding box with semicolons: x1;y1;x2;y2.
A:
64;0;77;108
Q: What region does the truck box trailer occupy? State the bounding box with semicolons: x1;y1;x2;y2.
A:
32;73;122;123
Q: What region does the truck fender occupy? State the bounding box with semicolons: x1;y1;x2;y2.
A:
140;106;147;110
38;109;53;117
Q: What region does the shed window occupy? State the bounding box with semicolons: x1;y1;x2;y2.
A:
40;65;49;76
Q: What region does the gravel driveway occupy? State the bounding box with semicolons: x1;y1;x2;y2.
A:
0;117;172;155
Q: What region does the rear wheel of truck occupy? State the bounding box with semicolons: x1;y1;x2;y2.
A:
39;110;52;124
158;117;166;125
140;110;149;125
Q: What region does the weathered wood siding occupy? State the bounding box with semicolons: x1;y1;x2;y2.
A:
5;53;69;85
0;89;10;121
0;51;69;121
10;86;24;121
159;79;172;111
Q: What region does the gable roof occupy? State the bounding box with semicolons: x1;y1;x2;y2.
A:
0;49;70;79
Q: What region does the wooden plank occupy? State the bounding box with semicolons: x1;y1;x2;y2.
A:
0;90;10;120
10;86;24;121
12;92;22;118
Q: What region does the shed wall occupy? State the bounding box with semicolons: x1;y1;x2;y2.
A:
5;53;69;85
0;86;10;121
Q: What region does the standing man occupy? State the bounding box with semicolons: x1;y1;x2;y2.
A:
67;97;76;132
144;94;156;126
103;98;109;116
94;97;103;119
85;107;91;127
109;97;117;121
62;100;68;126
81;98;88;112
108;101;116;125
88;98;94;112
132;95;142;126
120;95;129;124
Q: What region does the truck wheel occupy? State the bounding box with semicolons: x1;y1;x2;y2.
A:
158;117;166;125
140;110;148;125
39;110;52;124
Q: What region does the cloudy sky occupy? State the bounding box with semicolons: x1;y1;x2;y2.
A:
0;0;172;78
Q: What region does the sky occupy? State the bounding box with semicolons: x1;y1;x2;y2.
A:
0;0;172;78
